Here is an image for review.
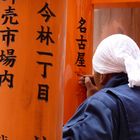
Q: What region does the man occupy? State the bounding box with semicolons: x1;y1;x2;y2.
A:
63;34;140;140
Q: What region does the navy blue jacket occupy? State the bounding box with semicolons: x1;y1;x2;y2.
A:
63;73;140;140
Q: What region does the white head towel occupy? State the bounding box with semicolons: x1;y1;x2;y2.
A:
92;34;140;88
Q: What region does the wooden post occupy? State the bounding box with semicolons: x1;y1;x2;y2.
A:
64;0;93;123
0;0;66;139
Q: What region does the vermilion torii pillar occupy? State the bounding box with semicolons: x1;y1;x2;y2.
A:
0;0;66;140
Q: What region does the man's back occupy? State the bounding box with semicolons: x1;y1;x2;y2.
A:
63;74;140;140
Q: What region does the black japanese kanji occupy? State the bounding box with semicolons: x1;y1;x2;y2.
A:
0;49;16;67
75;52;86;67
37;61;52;78
0;135;8;140
37;51;53;56
38;84;49;102
1;0;15;4
78;17;87;33
2;6;19;25
0;27;18;47
0;70;14;88
76;35;87;49
36;26;55;46
38;2;56;23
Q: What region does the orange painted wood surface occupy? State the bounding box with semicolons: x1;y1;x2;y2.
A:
92;0;140;8
0;0;66;140
64;0;93;124
92;0;140;4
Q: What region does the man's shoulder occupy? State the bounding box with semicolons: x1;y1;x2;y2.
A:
88;84;139;110
106;84;140;101
88;88;119;112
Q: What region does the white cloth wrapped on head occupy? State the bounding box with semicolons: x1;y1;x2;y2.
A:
92;34;140;88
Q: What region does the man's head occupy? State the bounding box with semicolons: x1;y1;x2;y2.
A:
93;71;113;90
92;34;140;88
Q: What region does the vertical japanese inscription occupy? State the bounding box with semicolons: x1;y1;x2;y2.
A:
36;2;55;102
0;0;18;88
37;2;56;23
36;26;55;46
0;134;8;140
75;17;87;67
2;6;19;25
0;27;18;47
1;0;15;4
34;136;47;140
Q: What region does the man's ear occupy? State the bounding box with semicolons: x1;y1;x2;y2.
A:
100;74;112;85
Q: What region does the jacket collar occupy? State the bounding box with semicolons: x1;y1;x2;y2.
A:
104;73;128;88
